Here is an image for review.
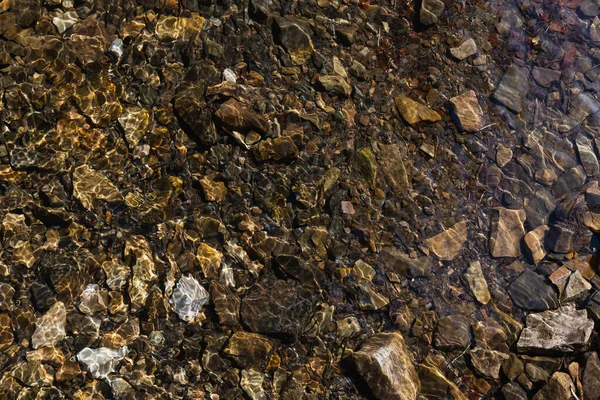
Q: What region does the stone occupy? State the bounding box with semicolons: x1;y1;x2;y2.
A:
489;208;526;258
108;376;135;399
197;243;223;280
224;332;273;369
356;281;390;310
241;277;314;337
273;17;314;65
215;98;269;133
0;283;14;311
395;96;442;125
525;363;549;383
449;91;485;131
502;383;528;400
517;304;594;353
0;314;13;351
210;281;240;326
535;169;558;185
249;0;269;20
418;355;467;400
469;348;510;379
524;225;549;264
31;301;66;349
502;354;525;382
531;67;562;87
583;352;600;400
154;14;204;42
318;75;352;97
576;134;600;177
508;270;559;311
240;369;265;400
352;332;420;400
591;17;600;42
532;372;574;400
72;165;123;211
492;65;530;113
118;107;150;148
496;143;513;168
552;166;587;197
125;236;157;313
356;147;378;188
582;0;600;17
52;11;79;34
13;360;52;387
254;137;298;161
562;270;592;302
335;24;359;45
76;346;128;379
420;0;445;25
423;221;467;260
546;223;590;254
450;38;478;60
472;320;507;350
549;266;572;297
78;284;110;315
169;275;209;322
434;315;471;350
463;261;491;304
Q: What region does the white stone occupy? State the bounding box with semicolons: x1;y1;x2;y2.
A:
223;68;238;84
77;346;128;379
169;275;209;322
31;302;66;349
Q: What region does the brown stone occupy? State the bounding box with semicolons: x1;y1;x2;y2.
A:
423;221;467;260
533;372;574;400
395;96;441;125
524;225;549;264
489;208;526;258
224;332;274;370
449;91;485;131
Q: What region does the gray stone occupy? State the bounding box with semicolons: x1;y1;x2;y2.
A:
463;261;491;304
581;0;600;17
531;67;561;88
31;302;66;349
352;332;420;400
502;382;528;400
562;270;592;302
517;304;594;353
77;346;128;379
450;38;478;60
583;352;600;400
420;0;444;25
508;270;559;311
492;65;529;113
591;17;600;42
169;275;209;322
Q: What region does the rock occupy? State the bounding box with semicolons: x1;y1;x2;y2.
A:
199;176;227;202
502;382;528;400
197;243;223;280
52;11;79;34
546;223;590;254
469;348;510;379
492;65;529;113
241;277;314;337
508;270;559;311
532;372;574;400
154;15;204;42
418;355;468;400
591;17;600;42
355;281;390;310
76;346;128;379
78;284;110;315
224;332;273;369
31;301;66;349
581;0;600;17
249;0;269;20
502;354;525;382
318;75;352;97
169;275;209;322
552;166;587;197
450;38;478;60
352;332;420;400
434;315;471;350
420;0;445;25
449;91;485;131
517;304;594;353
532;67;562;88
215;98;269;133
210;281;240;326
254;137;298;161
423;221;467;260
356;147;378;188
118;107;150;148
535;168;558;185
395;96;442;125
473;320;507;350
273;17;314;65
0;314;13;351
496;143;513;167
576;134;600;177
562;270;592;302
72;165;123;211
125;236;157;313
524;225;549;264
489;208;526;258
240;369;265;400
463;261;491;304
525;363;550;383
108;376;135;399
583;352;600;400
549;266;572;297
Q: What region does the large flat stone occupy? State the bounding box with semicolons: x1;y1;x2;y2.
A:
508;270;559;311
492;65;529;113
423;221;467;261
489;208;526;258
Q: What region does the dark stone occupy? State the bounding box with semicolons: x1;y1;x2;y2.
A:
433;315;472;351
583;352;600;400
552;166;586;197
273;17;314;65
502;383;528;400
335;25;360;46
210;282;240;326
492;65;530;113
249;0;269;21
224;332;273;370
508;270;559;311
546;223;591;254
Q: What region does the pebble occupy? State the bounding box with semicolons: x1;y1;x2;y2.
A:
450;38;478;60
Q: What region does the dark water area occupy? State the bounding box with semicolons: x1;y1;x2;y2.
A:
1;0;600;398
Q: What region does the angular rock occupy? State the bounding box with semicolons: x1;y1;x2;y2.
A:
576;134;600;177
318;75;352;97
254;137;298;161
224;332;273;369
52;11;79;34
273;17;314;65
552;166;587;197
524;225;549;264
517;304;594;353
76;346;128;379
508;270;559;311
450;38;478;60
449;91;485;131
423;221;467;261
352;332;420;400
196;243;223;280
31;302;66;349
215;98;269;133
210;281;240;326
502;382;528;400
591;17;600;42
583;352;600;400
532;372;574;400
420;0;445;25
118;107;150;148
492;65;530;113
546;223;590;254
532;67;561;88
463;261;491;304
469;348;510;379
562;270;592;302
125;236;157;313
395;96;441;125
581;0;600;16
240;369;265;400
154;15;204;42
419;355;468;400
434;315;471;350
169;275;209;322
378;144;410;192
72;165;123;211
0;314;13;351
489;208;526;258
473;320;507;350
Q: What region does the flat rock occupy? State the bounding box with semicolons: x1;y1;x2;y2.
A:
420;0;445;25
254;137;298;161
492;65;529;113
77;346;128;379
552;166;587;197
469;348;510;379
31;301;66;349
395;96;441;125
576;134;600;177
582;0;600;17
463;261;491;304
508;270;559;311
496;143;513;167
517;304;594;353
215;98;269;133
352;332;420;400
591;17;600;42
583;352;600;400
273;17;314;65
318;75;352;97
531;67;561;88
169;275;209;322
423;221;467;260
524;225;549;264
502;383;528;400
449;91;485;131
450;38;478;60
473;320;507;350
562;270;591;302
546;223;591;254
72;165;123;211
489;208;526;258
532;372;574;400
434;315;471;350
224;332;273;370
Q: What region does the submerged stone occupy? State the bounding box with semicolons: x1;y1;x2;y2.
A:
76;346;128;379
423;221;467;260
31;302;66;349
169;275;209;322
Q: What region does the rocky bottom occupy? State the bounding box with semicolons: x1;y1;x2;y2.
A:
2;0;600;399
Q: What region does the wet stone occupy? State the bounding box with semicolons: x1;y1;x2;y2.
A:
489;208;526;258
576;134;600;177
434;315;471;351
508;270;559;311
352;332;420;400
524;225;549;264
224;332;273;370
496;143;513;168
583;352;600;400
517;304;594;353
423;220;467;260
0;314;13;351
582;0;600;17
76;346;128;379
241;369;265;400
532;372;574;400
532;67;562;88
562;270;592;302
210;281;240;326
449;91;485;131
420;0;445;25
492;64;530;113
254;137;298;161
215;98;269;134
318;75;352;97
469;348;510;379
73;165;123;211
502;383;528;400
273;17;314;65
450;38;478;60
31;301;66;349
395;96;442;125
169;275;209;323
552;166;587;197
463;261;491;304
